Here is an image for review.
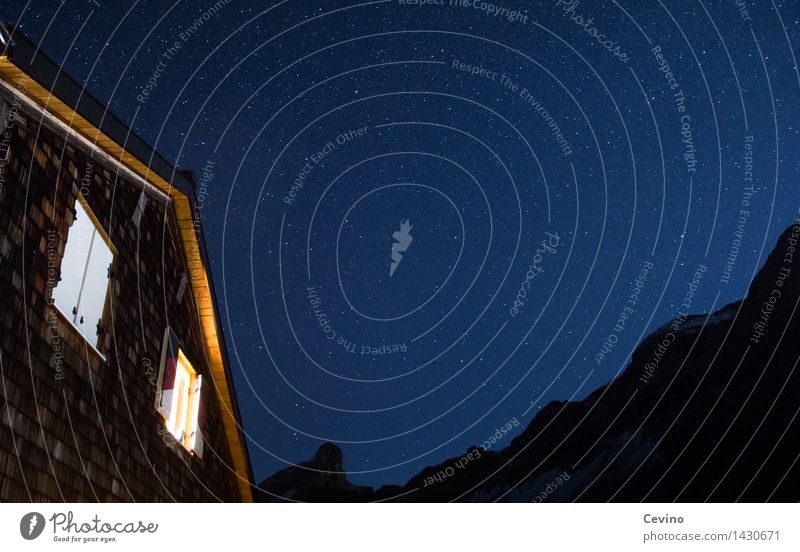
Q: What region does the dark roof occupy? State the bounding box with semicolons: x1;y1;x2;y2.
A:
0;21;196;199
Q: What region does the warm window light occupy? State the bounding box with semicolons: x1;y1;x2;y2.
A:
165;351;201;443
156;331;204;457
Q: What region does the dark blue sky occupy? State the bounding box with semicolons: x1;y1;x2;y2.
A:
6;0;800;488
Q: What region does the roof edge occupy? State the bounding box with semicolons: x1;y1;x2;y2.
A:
1;22;196;199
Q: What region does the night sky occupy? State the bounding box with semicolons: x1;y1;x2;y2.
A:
6;0;800;489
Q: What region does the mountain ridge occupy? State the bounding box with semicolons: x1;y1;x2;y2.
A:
257;222;800;502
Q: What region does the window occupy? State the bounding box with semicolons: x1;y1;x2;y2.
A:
155;328;205;456
52;198;115;348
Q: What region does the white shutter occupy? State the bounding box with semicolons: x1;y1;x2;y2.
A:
189;375;204;458
53;200;114;347
52;201;95;325
75;224;113;346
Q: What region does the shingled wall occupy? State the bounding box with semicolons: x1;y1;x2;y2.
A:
0;93;241;502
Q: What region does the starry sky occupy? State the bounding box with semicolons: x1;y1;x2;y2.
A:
5;0;800;489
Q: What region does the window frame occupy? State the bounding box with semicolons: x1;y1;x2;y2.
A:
52;194;117;354
155;328;205;457
168;349;203;449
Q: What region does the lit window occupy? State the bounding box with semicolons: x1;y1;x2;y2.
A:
156;329;205;456
52;198;115;348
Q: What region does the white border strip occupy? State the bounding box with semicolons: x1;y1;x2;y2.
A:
0;77;171;203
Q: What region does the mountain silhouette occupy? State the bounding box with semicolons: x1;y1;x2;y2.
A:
257;223;800;502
